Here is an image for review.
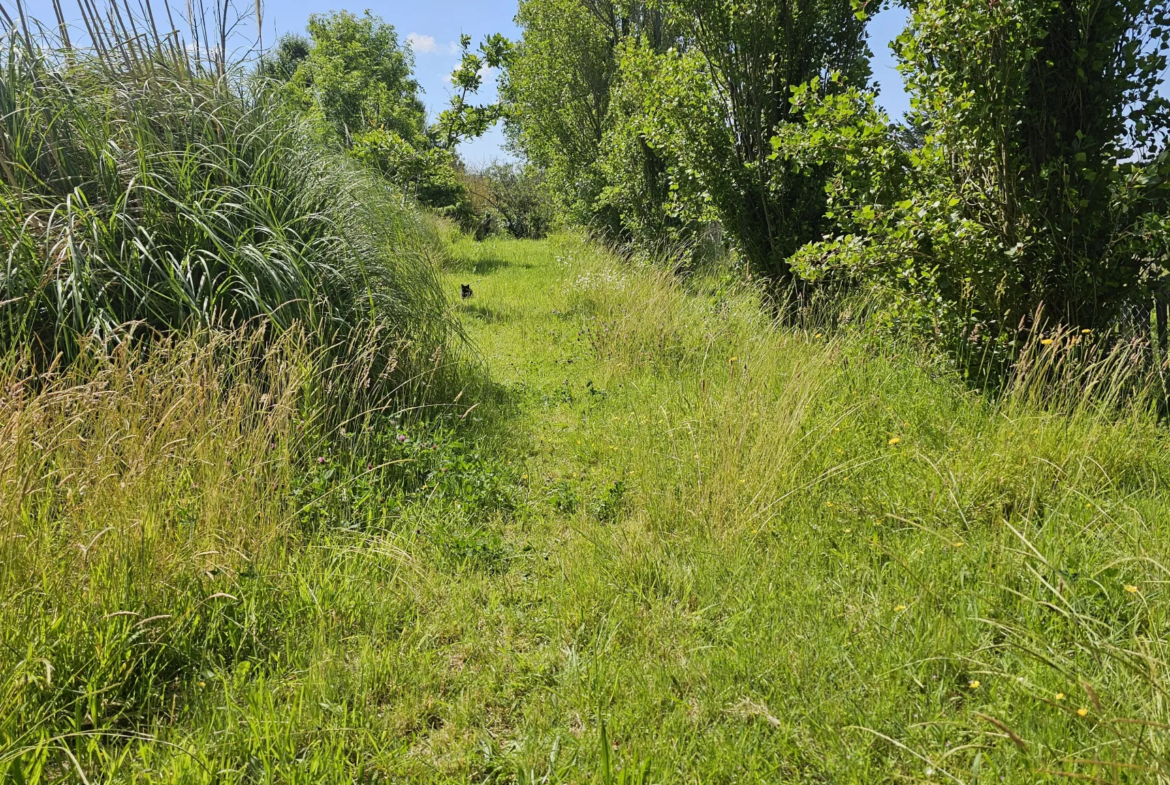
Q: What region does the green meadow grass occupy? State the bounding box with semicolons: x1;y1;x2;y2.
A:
4;233;1170;782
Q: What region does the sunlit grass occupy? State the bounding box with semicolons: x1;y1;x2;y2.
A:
4;231;1170;782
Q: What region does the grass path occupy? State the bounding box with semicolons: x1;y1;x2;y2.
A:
427;236;1170;782
7;235;1170;783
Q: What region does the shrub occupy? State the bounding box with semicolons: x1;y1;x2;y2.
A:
351;128;470;212
464;163;557;240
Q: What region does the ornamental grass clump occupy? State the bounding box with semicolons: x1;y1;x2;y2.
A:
0;2;454;381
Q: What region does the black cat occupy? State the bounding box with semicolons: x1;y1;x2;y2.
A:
461;284;473;299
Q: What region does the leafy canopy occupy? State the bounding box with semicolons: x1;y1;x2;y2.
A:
283;10;426;146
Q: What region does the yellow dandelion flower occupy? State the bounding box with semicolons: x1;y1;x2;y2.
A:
815;332;823;338
888;437;901;446
954;541;965;548
1055;693;1065;701
895;605;907;612
1040;338;1054;345
1082;328;1092;334
1125;585;1139;593
730;356;739;362
844;528;851;534
521;474;529;480
969;680;981;689
1077;708;1088;717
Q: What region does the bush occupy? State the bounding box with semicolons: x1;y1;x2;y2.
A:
351;127;471;212
597;39;719;260
463;163;556;239
0;29;454;374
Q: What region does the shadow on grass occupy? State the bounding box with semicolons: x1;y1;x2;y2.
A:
422;349;526;446
447;255;535;276
459;302;511;325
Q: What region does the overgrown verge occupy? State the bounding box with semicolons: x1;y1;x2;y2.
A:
0;328;516;782
5;226;1170;780
0;8;506;780
540;237;1170;779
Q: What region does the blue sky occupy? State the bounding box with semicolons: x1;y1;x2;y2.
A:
21;0;917;165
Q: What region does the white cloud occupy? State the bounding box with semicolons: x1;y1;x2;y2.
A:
408;33;462;56
406;33;436;54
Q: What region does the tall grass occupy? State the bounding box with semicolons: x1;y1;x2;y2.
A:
5;3;1170;778
5;227;1170;780
0;330;294;773
0;1;454;378
0;326;410;781
543;236;1170;779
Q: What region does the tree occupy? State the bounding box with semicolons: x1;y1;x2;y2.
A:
259;34;311;81
505;0;871;277
597;39;716;254
259;11;506;214
286;11;426;147
435;34;513;150
651;0;870;283
782;0;1170;362
894;0;1170;333
502;0;677;234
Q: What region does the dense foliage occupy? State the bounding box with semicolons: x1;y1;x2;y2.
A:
502;0;675;238
263;12;513;223
506;0;1170;358
786;0;1170;360
284;11;427;146
463;163;558;239
505;0;868;277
